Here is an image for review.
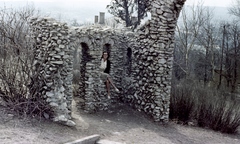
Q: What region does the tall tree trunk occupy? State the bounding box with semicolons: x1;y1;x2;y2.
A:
123;0;131;27
204;43;209;86
231;29;239;92
225;29;231;87
218;25;225;89
137;0;142;25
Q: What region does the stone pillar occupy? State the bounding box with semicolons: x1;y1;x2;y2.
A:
99;12;105;24
28;17;76;126
132;0;186;122
94;15;98;24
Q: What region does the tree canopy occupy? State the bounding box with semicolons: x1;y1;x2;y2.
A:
106;0;148;29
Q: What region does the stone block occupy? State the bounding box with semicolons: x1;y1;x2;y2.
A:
65;134;100;144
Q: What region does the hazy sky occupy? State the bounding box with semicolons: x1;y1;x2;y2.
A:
0;0;233;7
185;0;233;7
0;0;112;23
0;0;233;23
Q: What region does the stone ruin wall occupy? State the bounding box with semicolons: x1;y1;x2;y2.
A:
28;17;76;126
28;18;136;125
28;0;185;125
72;26;135;112
131;0;185;122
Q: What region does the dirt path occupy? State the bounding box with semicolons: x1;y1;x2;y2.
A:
0;102;239;144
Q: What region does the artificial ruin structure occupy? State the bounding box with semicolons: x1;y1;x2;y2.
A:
28;0;186;126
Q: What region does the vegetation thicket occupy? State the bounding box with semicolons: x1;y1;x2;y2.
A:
0;6;52;118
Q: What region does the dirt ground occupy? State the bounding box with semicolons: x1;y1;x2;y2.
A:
0;99;239;144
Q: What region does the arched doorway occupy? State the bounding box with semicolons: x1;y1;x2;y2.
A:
73;42;93;101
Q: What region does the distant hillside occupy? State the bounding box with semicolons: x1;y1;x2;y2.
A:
212;6;234;22
177;6;234;27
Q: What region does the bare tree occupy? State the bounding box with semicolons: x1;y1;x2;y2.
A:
232;23;240;92
229;0;240;18
196;8;220;86
219;22;240;92
106;0;148;29
217;23;230;89
0;5;44;116
174;3;206;78
107;0;133;27
213;21;240;92
134;0;148;29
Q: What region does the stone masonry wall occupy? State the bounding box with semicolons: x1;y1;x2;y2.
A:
72;25;134;112
131;0;185;122
28;0;185;125
28;17;76;126
28;18;135;124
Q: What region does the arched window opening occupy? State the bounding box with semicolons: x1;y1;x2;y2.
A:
127;47;132;60
103;43;111;55
81;43;92;63
80;43;92;82
127;47;132;75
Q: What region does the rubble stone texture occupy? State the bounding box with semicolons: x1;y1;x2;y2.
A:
28;0;185;125
28;17;76;126
132;0;186;122
73;25;134;113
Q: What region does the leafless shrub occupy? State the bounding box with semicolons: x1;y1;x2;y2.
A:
170;79;240;134
0;5;52;117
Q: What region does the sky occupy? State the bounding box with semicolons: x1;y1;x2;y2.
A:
0;0;233;24
0;0;112;24
0;0;233;7
185;0;233;7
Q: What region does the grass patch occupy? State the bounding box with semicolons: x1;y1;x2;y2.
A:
170;79;240;134
170;81;195;123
